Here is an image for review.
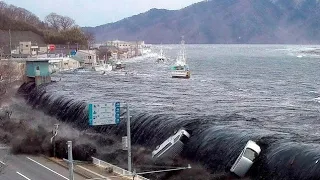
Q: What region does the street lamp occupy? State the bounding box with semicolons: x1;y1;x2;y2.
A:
50;124;59;158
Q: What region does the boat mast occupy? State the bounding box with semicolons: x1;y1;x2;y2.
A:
181;36;186;62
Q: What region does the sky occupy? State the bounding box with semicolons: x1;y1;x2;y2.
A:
3;0;202;27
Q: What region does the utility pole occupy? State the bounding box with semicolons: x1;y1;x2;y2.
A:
67;141;74;180
9;29;12;59
127;103;132;172
50;124;59;158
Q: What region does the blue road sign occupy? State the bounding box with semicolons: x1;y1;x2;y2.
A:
89;102;121;126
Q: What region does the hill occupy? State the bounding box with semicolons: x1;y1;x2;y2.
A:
84;0;320;44
0;1;91;47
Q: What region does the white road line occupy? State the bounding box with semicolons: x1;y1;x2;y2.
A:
0;160;5;165
16;171;31;180
26;157;68;180
77;165;109;180
0;146;10;150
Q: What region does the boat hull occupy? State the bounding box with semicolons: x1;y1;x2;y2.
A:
171;71;190;79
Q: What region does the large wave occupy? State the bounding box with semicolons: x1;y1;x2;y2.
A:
18;82;320;180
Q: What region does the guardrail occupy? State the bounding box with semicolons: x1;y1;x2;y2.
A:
92;157;149;180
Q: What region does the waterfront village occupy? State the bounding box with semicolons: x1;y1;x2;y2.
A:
0;40;151;73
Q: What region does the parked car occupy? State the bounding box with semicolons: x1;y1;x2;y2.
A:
152;129;191;160
230;140;261;177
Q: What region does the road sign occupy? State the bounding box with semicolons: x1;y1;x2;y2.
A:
88;102;120;126
122;136;128;150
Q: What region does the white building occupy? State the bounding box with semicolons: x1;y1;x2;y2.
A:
76;50;98;66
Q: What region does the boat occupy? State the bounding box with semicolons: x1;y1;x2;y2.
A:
171;38;190;79
114;61;126;70
94;64;112;72
156;46;166;63
93;60;113;73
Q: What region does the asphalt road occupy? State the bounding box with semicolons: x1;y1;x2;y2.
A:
0;145;86;180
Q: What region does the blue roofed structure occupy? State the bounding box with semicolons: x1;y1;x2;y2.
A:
25;59;51;85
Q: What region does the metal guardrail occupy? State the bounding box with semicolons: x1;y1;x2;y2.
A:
92;157;149;180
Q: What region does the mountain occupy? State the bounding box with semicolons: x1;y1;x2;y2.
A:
84;0;320;44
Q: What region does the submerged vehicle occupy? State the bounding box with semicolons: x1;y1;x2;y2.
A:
230;140;261;177
171;38;190;78
152;129;191;160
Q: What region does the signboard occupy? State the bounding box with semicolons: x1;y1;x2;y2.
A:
48;44;56;51
122;136;128;150
88;102;120;126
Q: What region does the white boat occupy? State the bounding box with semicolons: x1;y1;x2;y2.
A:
156;46;166;63
94;60;113;73
114;61;126;70
94;64;112;72
171;38;190;79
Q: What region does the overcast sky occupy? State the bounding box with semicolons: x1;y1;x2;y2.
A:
3;0;202;27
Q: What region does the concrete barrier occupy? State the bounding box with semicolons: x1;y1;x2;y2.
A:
92;157;149;180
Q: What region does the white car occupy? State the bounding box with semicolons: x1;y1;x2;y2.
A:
152;129;190;160
230;140;261;177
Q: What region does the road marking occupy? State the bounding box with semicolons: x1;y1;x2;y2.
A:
16;171;31;180
0;146;10;150
26;157;68;180
77;165;109;180
0;160;5;165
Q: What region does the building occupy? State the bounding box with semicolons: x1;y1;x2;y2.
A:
31;45;39;55
48;58;81;73
98;45;119;61
19;41;32;55
61;58;80;70
75;50;98;66
106;40;144;58
107;40;132;50
25;59;51;85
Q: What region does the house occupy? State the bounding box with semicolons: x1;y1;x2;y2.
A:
61;58;80;70
19;41;32;55
98;45;119;61
31;45;39;55
75;50;98;66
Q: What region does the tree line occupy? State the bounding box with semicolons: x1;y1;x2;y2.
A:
0;1;94;45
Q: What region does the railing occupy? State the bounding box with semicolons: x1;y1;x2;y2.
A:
92;157;149;180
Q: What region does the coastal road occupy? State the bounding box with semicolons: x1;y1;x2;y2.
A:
0;145;86;180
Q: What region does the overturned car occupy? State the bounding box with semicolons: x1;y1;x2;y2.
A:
152;129;191;160
230;140;261;177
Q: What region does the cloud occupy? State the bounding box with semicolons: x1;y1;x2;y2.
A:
3;0;202;26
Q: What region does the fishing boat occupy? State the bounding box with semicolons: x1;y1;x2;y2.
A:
171;38;190;79
114;61;126;70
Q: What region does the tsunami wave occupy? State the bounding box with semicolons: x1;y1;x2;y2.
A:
18;82;320;180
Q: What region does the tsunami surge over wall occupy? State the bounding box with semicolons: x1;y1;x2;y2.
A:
18;82;320;180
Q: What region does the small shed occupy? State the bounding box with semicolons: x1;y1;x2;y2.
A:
25;59;51;85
